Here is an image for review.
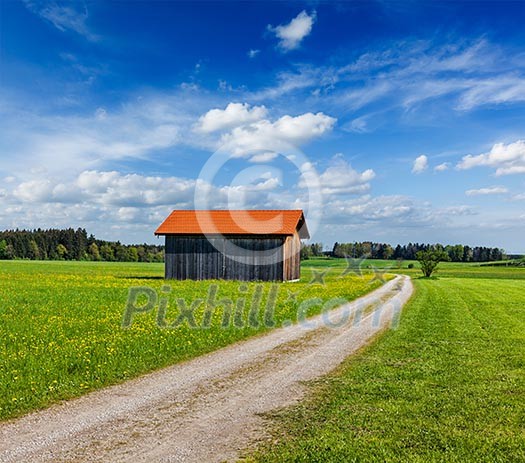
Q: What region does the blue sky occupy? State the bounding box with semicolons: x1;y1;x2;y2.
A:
1;1;525;251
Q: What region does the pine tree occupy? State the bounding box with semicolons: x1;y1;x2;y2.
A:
0;240;7;259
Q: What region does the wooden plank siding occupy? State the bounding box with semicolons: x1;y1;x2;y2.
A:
283;231;301;281
165;235;296;281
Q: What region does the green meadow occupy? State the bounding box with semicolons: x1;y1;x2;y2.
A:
0;259;382;421
248;263;525;462
3;257;524;463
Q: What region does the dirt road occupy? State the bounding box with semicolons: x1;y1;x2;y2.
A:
0;275;412;463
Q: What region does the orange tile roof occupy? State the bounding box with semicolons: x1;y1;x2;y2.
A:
155;210;309;238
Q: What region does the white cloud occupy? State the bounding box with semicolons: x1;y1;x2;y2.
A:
1;168;291;240
465;186;509;196
345;115;370;133
9;171;195;207
249;38;525;118
338;81;394;111
456;77;525;110
412;155;428;174
273;112;334;139
75;170;198;207
117;207;141;222
248;49;260;59
268;10;316;52
23;1;99;41
13;179;54;202
220;111;336;157
1;88;336;197
250;68;320;101
4;169;287;210
457;140;525;176
324;195;415;222
401;79;470;108
315;157;375;195
321;194;479;233
434;162;450;172
248;152;279;163
385;41;525;112
221;175;282;209
1;95;185;176
338;39;525;112
439;205;476;216
196;103;268;133
193;103;336;161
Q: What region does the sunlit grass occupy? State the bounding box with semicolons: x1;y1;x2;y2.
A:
0;259;384;420
247;265;525;462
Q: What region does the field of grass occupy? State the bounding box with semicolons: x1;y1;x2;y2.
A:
0;259;384;421
305;257;525;280
248;265;525;462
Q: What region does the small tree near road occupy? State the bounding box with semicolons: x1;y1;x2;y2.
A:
416;249;449;277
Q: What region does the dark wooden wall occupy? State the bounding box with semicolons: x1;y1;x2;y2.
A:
165;234;301;281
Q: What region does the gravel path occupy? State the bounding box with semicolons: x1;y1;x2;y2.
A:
0;275;412;463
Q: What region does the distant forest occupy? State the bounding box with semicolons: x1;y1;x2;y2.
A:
302;241;507;262
0;228;164;262
0;229;508;263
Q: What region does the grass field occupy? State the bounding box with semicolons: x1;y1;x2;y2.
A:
304;257;525;280
248;265;525;462
0;259;384;421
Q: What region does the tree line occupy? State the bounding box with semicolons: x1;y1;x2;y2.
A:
0;229;507;264
0;228;164;262
331;241;506;262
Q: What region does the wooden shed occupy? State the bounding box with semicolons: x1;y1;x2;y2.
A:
155;210;309;281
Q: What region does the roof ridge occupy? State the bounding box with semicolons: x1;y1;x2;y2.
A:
166;209;303;212
154;209;309;238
